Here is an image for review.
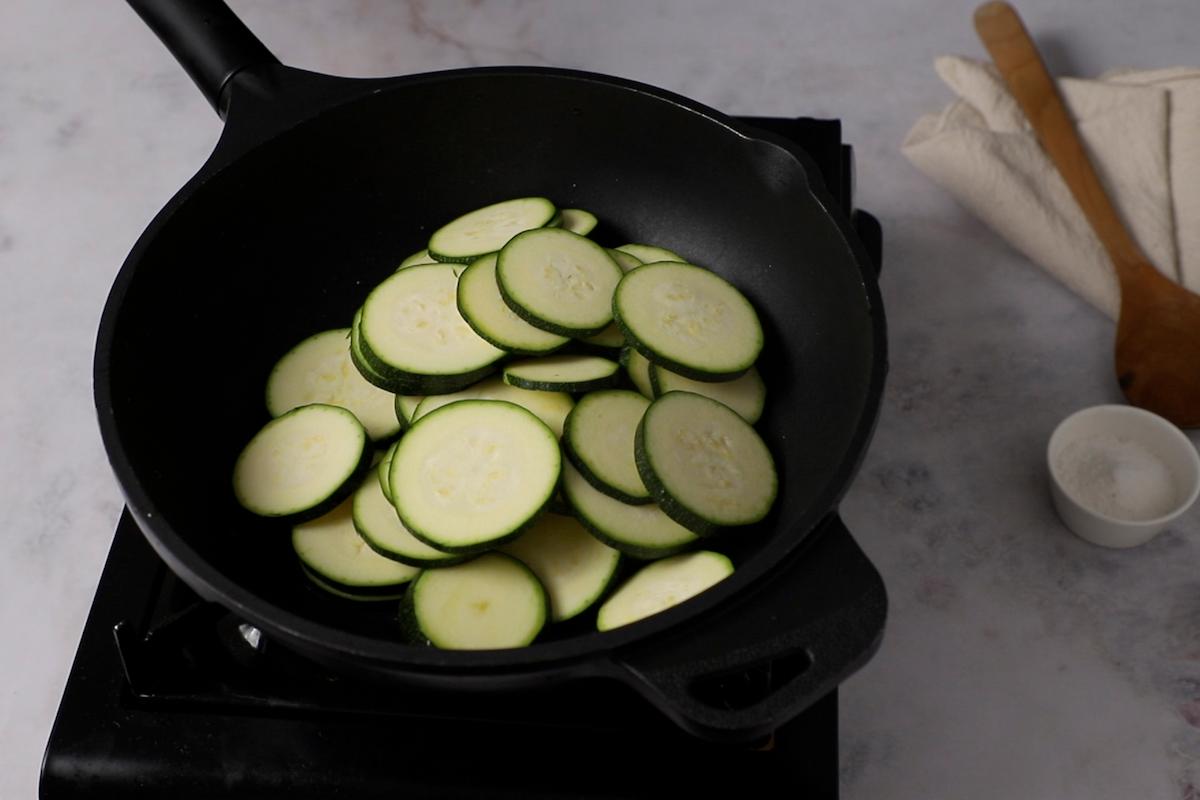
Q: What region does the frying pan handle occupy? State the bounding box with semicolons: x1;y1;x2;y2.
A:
127;0;279;117
611;513;887;743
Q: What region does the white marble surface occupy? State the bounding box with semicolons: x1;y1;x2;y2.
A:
3;0;1199;797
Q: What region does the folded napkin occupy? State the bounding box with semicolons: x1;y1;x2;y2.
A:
903;56;1200;319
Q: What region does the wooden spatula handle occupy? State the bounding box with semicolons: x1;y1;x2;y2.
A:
973;1;1145;275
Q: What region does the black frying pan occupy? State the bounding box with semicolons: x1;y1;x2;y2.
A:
96;0;888;742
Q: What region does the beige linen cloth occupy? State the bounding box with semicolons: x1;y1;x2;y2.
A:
902;56;1200;319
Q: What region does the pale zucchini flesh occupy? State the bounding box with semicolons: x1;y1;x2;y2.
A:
233;404;369;519
359;263;505;381
607;248;644;273
614;261;764;381
389;400;561;552
377;439;399;502
650;364;766;424
352;472;467;567
581;321;626;350
397;248;438;269
635;391;777;532
560;461;698;559
615;243;685;264
597;551;733;631
503;355;621;393
409;552;548;649
497;227;623;336
558;208;598;236
266;328;400;442
428;197;557;263
621;347;655;399
456;253;570;355
562;390;651;504
292;497;419;590
395;394;423;429
501;513;620;622
411;376;574;437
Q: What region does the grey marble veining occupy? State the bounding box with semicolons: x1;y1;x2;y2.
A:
4;0;1200;797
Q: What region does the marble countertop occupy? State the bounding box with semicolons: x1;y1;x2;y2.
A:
4;0;1199;797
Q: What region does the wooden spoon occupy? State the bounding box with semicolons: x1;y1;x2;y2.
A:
975;1;1200;428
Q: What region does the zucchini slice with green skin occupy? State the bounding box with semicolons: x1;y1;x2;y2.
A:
560;461;698;559
266;328;400;442
503;355;621;394
389;400;561;553
580;321;625;350
411;376;574;437
359;263;505;390
562;390;652;504
405;552;548;649
350;311;403;393
233;404;370;520
456;253;570;355
620;347;655;399
292;497;419;596
397;248;437;270
497;228;623;337
614;261;764;381
428;196;557;264
301;566;410;602
352;472;469;568
615;243;685;264
596;551;733;631
635;391;777;533
607;248;643;273
500;513;621;623
394;394;423;430
377;439;400;502
559;208;598;236
650;364;766;424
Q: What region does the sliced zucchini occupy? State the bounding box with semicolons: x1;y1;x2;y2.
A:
389;400;560;553
406;552;548;649
580;321;625;350
503;355;621;393
650;364;766;424
352;472;468;568
350;310;402;392
607;248;644;273
501;513;621;622
562;390;651;504
456;253;570;355
559;208;598;236
614;261;763;381
615;243;685;264
265;328;400;442
620;347;655;399
497;228;623;337
377;439;400;502
596;551;733;631
359;263;505;390
292;497;419;597
560;461;698;560
636;391;777;533
410;376;574;437
301;566;410;601
428;197;557;263
233;404;370;519
395;394;423;430
397;248;437;269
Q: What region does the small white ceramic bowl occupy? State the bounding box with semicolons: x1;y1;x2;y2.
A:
1047;404;1200;548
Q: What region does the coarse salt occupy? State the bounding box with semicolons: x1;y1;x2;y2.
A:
1054;433;1178;521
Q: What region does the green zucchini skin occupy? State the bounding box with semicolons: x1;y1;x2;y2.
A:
634;392;776;535
561;390;653;505
502;357;622;393
300;565;411;601
233;405;372;523
612;262;762;382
